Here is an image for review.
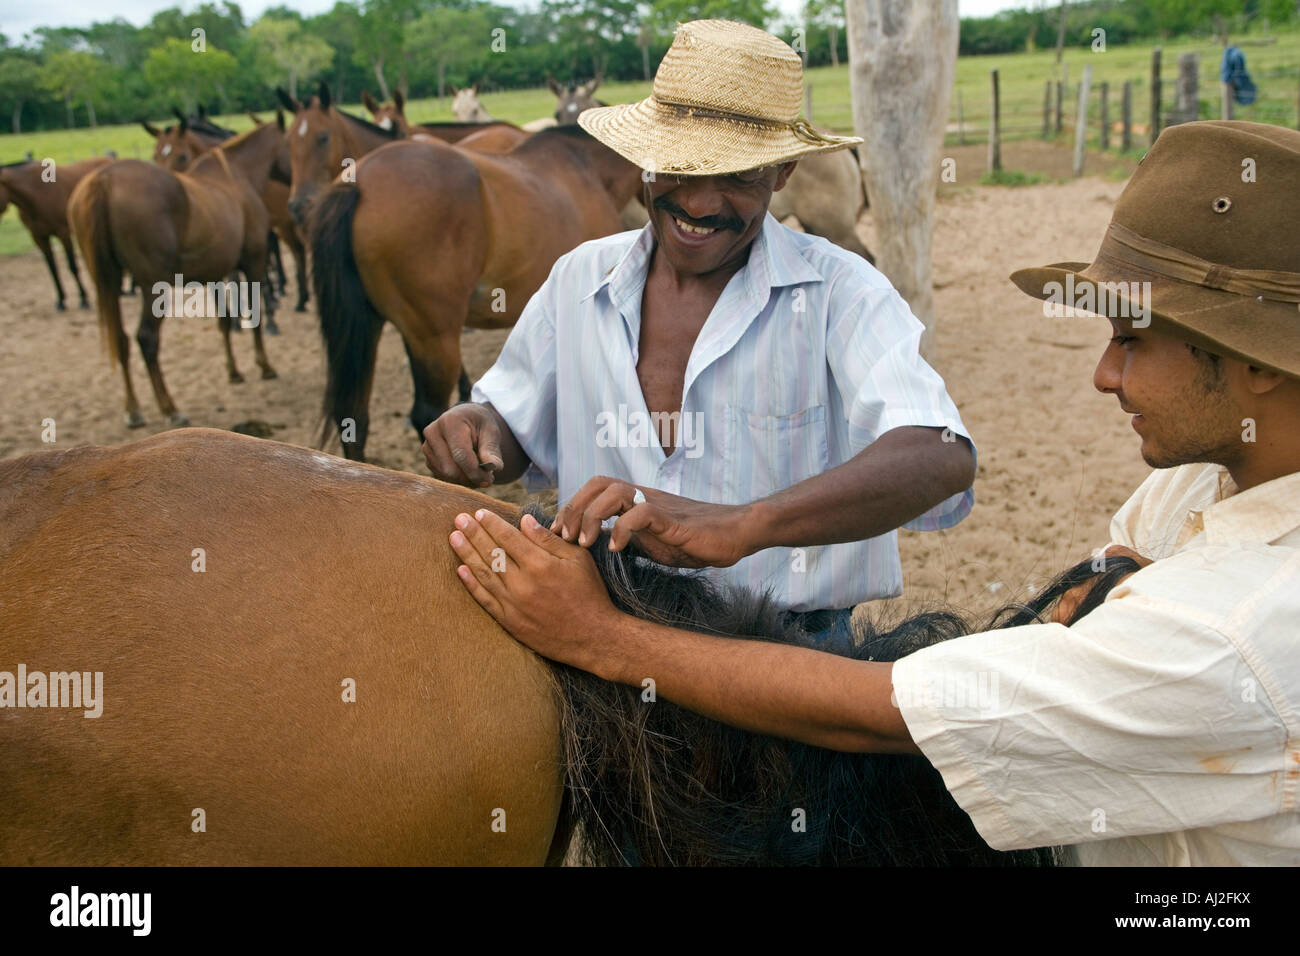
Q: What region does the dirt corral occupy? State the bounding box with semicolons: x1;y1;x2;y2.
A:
0;173;1149;617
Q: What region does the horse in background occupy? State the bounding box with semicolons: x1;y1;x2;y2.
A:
0;156;112;311
359;89;525;153
309;125;641;460
0;428;1130;864
68;119;291;428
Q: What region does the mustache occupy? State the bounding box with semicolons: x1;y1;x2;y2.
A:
653;197;743;232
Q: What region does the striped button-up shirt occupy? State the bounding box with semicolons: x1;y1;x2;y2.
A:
472;214;974;611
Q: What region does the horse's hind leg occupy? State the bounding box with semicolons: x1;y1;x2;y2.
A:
135;300;187;426
218;313;244;384
288;229;309;312
59;233;91;309
34;235;68;312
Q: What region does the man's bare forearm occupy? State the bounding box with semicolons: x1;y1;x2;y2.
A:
580;613;919;754
742;426;975;554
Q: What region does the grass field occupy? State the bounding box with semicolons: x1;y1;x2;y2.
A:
3;27;1298;256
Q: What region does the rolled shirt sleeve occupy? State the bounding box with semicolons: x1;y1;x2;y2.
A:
827;287;976;531
470;277;559;491
890;545;1293;852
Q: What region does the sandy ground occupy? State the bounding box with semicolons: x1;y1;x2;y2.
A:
0;160;1149;619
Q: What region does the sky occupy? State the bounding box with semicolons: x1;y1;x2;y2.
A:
1;0;1033;45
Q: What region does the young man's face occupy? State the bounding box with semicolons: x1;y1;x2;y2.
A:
643;161;797;278
1093;318;1246;469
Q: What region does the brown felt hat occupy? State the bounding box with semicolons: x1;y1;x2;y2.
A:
1011;120;1300;379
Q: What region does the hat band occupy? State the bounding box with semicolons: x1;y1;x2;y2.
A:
648;95;850;148
1100;220;1300;304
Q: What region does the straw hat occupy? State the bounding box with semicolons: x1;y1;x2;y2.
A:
578;19;862;176
1011;120;1300;379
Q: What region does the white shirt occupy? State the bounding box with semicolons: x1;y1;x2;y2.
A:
892;462;1300;865
472;214;974;611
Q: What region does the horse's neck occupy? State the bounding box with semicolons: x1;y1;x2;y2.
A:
339;112;392;157
536;136;640;207
0;165;42;211
199;126;276;194
473;106;493;122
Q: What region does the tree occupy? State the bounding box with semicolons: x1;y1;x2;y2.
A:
142;38;239;115
803;0;845;68
41;50;116;128
249;17;334;99
0;49;41;133
647;0;777;37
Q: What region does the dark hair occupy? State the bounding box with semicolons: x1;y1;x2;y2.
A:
529;503;1142;867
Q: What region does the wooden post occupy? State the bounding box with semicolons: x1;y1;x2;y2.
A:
1122;80;1132;151
1100;81;1109;150
989;69;1002;173
1150;46;1162;145
1221;81;1233;120
957;88;965;145
845;0;959;357
1073;64;1092;177
1042;80;1052;138
1172;52;1200;125
1055;80;1064;134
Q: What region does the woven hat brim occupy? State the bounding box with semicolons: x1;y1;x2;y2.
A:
578;98;862;176
1010;260;1300;380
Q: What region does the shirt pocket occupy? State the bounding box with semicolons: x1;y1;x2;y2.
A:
723;404;830;503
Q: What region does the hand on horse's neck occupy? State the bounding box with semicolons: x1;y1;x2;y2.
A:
635;243;746;454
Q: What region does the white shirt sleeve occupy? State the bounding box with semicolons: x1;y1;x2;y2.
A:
826;287;975;531
891;546;1293;852
470;280;559;490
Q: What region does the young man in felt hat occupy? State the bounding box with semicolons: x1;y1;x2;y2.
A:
448;119;1300;865
422;20;977;643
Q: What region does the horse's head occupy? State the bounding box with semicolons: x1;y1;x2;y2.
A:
145;113;221;173
548;73;603;125
450;83;489;123
361;88;412;135
278;81;347;226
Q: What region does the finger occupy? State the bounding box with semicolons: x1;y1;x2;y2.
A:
424;429;467;484
577;483;637;547
450;525;506;582
462;509;543;570
607;502;658;552
455;563;508;622
445;419;490;487
520;511;587;557
476;424;505;475
554;476;619;539
1052;581;1091;626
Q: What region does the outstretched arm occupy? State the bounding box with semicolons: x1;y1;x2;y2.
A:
449;508;918;754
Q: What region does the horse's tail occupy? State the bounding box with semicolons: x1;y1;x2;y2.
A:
310;180;383;457
70;173;126;366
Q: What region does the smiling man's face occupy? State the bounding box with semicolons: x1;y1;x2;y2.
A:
644;161;797;278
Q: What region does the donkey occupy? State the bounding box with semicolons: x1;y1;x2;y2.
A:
0;429;1131;865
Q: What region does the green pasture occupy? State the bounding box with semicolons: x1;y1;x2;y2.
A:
3;28;1298;257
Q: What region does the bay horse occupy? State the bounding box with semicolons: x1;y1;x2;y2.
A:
67;119;290;428
144;111;309;315
0;156;111;310
309;125;641;460
360;88;525;153
0;429;1125;864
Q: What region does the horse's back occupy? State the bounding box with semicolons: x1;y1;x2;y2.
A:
0;430;562;864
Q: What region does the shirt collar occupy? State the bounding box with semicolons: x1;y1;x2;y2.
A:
1201;465;1300;546
582;212;824;308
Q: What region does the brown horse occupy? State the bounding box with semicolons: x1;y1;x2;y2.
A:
144;112;309;314
547;73;606;125
0;156;111;310
68;119;290;428
360;88;525;153
310;125;640;460
0;428;1098;864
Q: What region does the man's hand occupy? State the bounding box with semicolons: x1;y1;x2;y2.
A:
449;509;622;668
422;404;508;487
551;477;756;569
1051;544;1152;625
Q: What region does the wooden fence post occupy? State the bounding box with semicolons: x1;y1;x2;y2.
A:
1042;80;1052;138
1100;80;1110;150
1173;52;1200;125
1221;80;1233;120
1122;80;1132;151
1055;80;1064;134
1150;46;1162;145
1073;64;1092;177
957;88;965;145
989;68;1002;173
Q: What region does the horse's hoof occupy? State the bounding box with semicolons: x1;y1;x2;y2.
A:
295;304;307;313
229;371;245;384
78;301;90;311
125;411;145;429
265;323;281;336
168;412;190;428
260;367;278;381
56;302;67;312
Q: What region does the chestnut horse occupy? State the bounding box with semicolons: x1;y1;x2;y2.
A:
360;88;526;153
309;125;641;460
0;429;1099;864
68;119;290;428
0;156;112;310
144;112;309;314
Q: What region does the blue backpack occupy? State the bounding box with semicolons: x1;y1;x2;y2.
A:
1220;46;1258;106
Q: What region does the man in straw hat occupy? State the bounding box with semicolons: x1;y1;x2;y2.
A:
448;120;1300;865
425;20;977;643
